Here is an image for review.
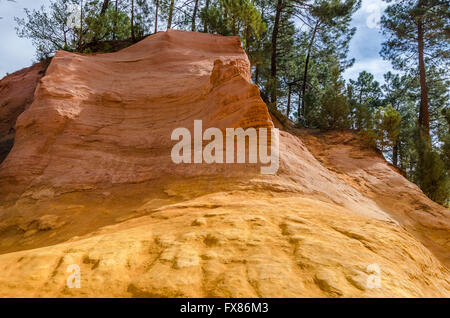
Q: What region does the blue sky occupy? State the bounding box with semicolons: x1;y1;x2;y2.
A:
0;0;395;83
342;0;396;83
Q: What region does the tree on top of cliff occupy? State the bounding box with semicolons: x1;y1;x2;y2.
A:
14;0;152;59
349;71;383;110
200;0;266;48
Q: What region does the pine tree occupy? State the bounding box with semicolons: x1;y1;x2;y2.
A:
201;0;265;40
350;71;383;109
294;0;360;120
319;65;350;130
381;0;449;140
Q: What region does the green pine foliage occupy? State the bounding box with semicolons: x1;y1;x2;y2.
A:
318;66;350;130
416;132;450;206
200;0;265;45
374;105;402;152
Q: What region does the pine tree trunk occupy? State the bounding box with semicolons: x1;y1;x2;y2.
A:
155;0;159;33
245;26;250;53
78;0;84;51
100;0;110;15
64;27;68;46
393;142;398;167
270;0;283;105
286;84;292;117
300;21;319;119
399;142;404;170
192;0;199;31
167;0;175;29
203;0;210;32
417;17;430;139
131;0;135;42
92;0;110;44
113;0;118;40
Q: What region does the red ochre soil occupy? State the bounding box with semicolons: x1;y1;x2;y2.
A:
0;30;448;297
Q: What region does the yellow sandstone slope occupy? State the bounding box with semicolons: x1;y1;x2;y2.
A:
0;30;448;297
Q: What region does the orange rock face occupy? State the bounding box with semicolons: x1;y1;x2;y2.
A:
0;30;271;199
0;30;448;297
0;62;45;163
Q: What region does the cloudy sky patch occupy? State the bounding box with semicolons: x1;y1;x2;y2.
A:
343;0;395;83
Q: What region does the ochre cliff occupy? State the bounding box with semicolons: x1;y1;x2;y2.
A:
0;30;448;297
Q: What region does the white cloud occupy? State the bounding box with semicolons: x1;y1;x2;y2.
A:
354;0;389;29
365;4;382;29
343;0;396;84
